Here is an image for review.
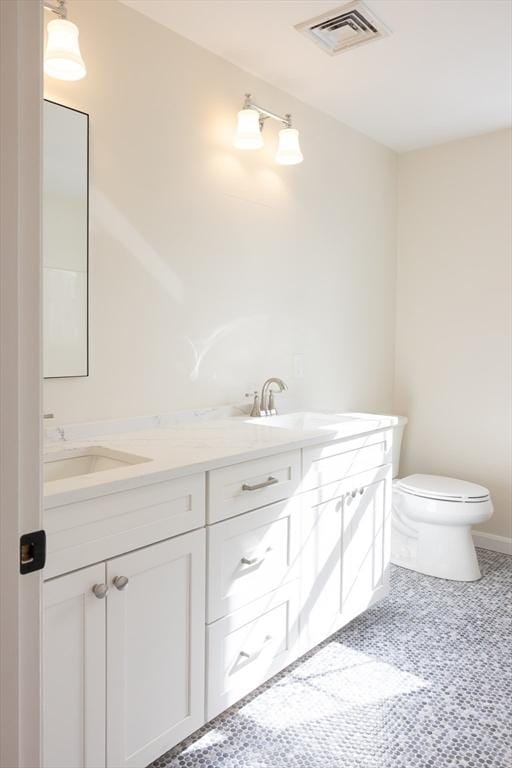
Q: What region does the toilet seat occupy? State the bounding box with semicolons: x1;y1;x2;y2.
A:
396;474;490;503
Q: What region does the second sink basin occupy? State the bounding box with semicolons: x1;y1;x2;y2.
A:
44;446;151;483
247;411;355;431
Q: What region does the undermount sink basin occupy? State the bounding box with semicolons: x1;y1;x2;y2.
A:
247;411;355;431
43;446;151;483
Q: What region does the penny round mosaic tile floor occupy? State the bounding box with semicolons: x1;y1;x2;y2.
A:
150;549;512;768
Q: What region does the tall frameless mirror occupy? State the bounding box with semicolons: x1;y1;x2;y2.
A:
43;99;89;378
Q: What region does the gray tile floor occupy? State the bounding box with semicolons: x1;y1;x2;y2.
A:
150;549;512;768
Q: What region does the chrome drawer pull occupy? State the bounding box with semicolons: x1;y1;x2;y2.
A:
239;635;272;660
242;476;279;492
241;547;272;567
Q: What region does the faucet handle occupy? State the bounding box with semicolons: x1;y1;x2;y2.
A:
245;391;262;418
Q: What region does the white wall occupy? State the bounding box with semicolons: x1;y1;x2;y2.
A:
43;0;397;424
395;129;512;540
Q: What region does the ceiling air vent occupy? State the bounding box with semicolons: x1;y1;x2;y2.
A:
295;1;390;56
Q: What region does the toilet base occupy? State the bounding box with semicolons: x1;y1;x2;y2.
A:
416;523;481;581
392;520;481;582
390;519;418;571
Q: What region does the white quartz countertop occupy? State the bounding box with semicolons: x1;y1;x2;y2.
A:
43;410;400;508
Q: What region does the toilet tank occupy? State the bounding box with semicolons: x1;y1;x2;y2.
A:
391;416;408;478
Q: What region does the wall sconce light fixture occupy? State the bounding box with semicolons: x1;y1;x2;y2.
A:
43;0;87;81
234;94;303;165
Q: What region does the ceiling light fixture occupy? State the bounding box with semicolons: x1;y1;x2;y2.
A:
43;0;87;81
234;94;303;165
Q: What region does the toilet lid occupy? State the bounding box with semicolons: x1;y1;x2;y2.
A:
397;474;490;502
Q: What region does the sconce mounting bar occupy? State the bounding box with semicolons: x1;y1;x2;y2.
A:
243;94;292;129
43;0;67;19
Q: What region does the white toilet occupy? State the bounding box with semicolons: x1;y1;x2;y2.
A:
391;418;493;581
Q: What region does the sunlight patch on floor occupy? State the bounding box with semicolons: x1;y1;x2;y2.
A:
242;642;428;730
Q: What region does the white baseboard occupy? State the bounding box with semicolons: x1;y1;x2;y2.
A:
473;531;512;556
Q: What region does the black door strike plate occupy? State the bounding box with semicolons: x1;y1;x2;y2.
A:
20;530;46;574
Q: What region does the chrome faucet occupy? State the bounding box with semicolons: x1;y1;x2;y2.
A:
259;377;288;416
246;378;288;417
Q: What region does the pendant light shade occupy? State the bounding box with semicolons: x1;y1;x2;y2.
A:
275;128;303;166
44;19;86;81
234;108;263;150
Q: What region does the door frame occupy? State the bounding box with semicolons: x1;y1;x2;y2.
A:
0;1;43;766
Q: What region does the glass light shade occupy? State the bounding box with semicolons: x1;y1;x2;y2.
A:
275;128;303;165
234;108;263;149
44;19;86;81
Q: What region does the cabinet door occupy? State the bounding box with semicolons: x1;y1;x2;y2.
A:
341;468;391;623
106;529;206;768
299;466;391;653
43;564;107;768
299;484;344;652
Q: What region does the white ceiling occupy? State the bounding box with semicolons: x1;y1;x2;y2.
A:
121;0;512;152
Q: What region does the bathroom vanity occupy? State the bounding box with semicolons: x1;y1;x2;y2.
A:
42;411;395;768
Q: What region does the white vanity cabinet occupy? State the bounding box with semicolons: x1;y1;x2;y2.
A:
43;529;206;768
204;435;393;718
43;419;395;767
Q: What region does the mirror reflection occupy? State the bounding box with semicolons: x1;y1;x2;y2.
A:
43;99;88;378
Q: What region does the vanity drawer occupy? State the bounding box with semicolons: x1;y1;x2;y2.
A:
206;582;299;720
207;450;300;523
207;497;299;623
44;473;206;579
302;433;390;491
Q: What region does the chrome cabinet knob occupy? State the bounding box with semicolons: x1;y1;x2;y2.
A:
92;583;109;599
112;575;129;591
